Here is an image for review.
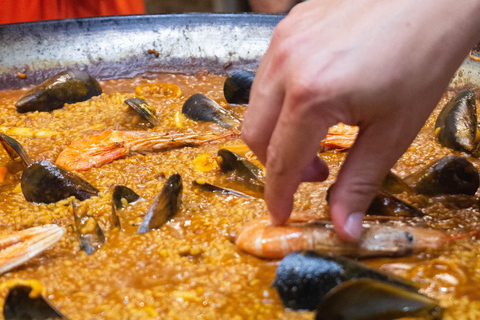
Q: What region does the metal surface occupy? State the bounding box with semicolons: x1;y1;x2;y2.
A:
0;14;283;90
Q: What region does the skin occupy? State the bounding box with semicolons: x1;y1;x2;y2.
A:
241;0;480;241
248;0;298;13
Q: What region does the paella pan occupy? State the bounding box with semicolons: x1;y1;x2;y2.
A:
1;14;480;319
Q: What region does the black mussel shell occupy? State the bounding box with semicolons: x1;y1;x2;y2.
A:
192;179;254;198
366;191;424;217
272;250;417;311
138;174;183;234
21;160;99;203
217;149;265;193
124;97;159;126
4;285;70;320
380;171;414;194
72;202;105;255
15;70;102;113
111;185;141;229
0;133;32;167
182;93;240;129
223;69;255;104
316;279;444;320
434;90;477;153
404;155;479;196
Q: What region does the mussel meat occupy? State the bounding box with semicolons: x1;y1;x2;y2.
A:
72;201;105;255
182;94;240;129
217;149;265;193
272;250;418;310
21;161;99;203
223;69;255;104
404;155;479;196
111;185;141;229
434;90;477;153
316;279;443;320
124;97;159;126
138;174;183;234
15;70;102;113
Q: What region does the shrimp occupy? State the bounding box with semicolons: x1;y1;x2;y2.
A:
0;225;64;274
235;214;447;259
321;123;359;149
56;130;239;171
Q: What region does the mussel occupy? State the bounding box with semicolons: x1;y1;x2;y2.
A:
0;133;32;167
217;149;265;193
21;161;99;203
434;90;477;153
72;201;105;255
138;174;183;234
272;250;418;310
223;69;255;104
192;179;253;198
4;282;70;320
124;97;159;126
182;94;240;129
366;191;424;217
15;70;102;113
404;155;479;196
316;279;444;320
111;185;141;229
380;171;414;194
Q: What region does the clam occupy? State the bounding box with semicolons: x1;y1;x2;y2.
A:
272;250;418;310
15;70;102;113
223;69;255;104
21;161;99;203
124;97;159;126
434;90;477;153
138;174;183;234
316;279;443;320
217;149;265;193
111;185;141;229
404;155;479;196
72;201;105;255
182;94;240;129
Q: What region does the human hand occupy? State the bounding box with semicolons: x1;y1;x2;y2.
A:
242;0;480;241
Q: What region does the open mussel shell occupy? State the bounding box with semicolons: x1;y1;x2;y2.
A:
223;69;255;104
217;149;265;193
4;285;70;320
15;70;102;113
111;185;141;229
316;279;444;320
380;171;414;194
21;160;99;203
192;179;254;198
0;133;32;167
138;173;183;234
404;155;479;196
182;93;240;129
72;201;105;255
272;250;418;311
366;191;424;217
124;97;159;126
434;90;477;153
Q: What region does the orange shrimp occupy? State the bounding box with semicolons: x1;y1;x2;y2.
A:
235;214;447;259
56;130;239;171
321;123;359;149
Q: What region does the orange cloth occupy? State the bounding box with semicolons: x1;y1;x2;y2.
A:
1;0;145;24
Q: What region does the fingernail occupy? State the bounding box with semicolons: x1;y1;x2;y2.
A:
343;212;364;241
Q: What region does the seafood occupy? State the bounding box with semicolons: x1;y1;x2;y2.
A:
366;191;424;217
182;94;240;129
72;202;105;255
4;281;70;320
111;185;141;229
138;174;183;234
380;171;414;194
15;70;102;113
404;155;479;196
434;90;477;153
0;133;32;167
272;250;418;310
316;279;443;320
55;130;239;171
223;69;255;104
124;97;159;126
217;148;265;193
0;225;64;275
321;122;358;149
192;179;254;198
21;161;99;203
235;214;446;259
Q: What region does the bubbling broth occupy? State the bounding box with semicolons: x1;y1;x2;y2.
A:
0;71;479;319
